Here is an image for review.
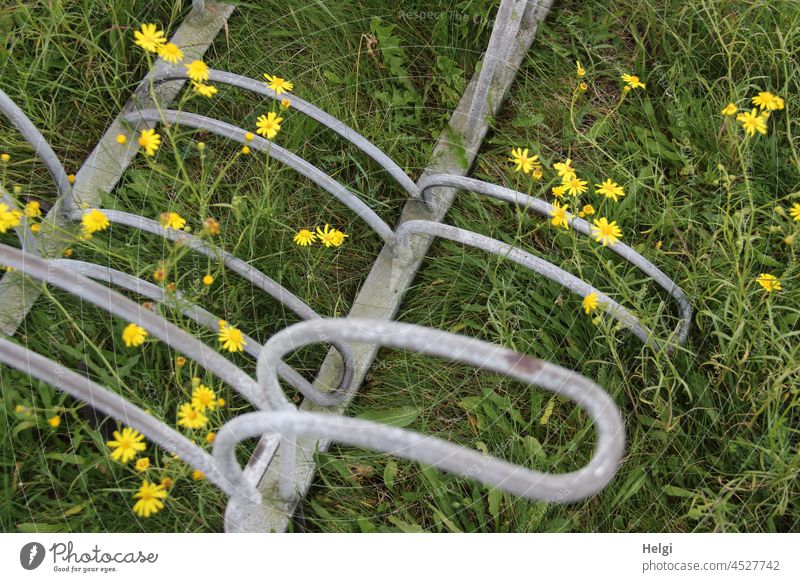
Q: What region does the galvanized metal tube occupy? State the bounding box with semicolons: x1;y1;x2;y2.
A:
148;69;420;199
0;337;257;502
0;90;72;206
0;244;263;408
418;173;693;346
52;259;341;407
220;318;624;505
123;109;396;245
69;207;356;400
395;219;653;345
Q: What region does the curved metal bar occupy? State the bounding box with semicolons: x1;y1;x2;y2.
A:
395;220;653;345
52;258;343;407
0;337;258;503
418;173;693;346
0;186;37;255
0;89;72;206
0;243;265;408
148;69;421;199
123;109;396;245
70;207;356;402
467;0;526;127
221;318;625;503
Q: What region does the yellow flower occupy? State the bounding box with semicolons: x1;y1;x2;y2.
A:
531;167;543;180
736;108;768;136
756;273;781;293
158;42;183;64
107;427;146;463
0;153;9;162
185;60;209;82
582;292;599;314
202;274;214;286
122;323;148;347
138;129;161;156
595;178;625;202
244;132;255;142
241;146;251;155
135;457;151;472
116;134;127;144
67;174;76;184
576;61;585;77
133;23;166;53
64;248;73;257
15;404;26;413
255;112;283;139
316;224;342;247
551;185;566;199
0;203;22;233
752;91;784;111
578;204;595;218
177;403;208;429
197;142;206;151
579;82;588;92
549;201;571;229
721;103;738;116
621;73;646;89
24;200;42;218
218;323;246;353
192;469;205;481
205;432;216;444
217;398;226;407
159;211;186;230
553;159;576;181
48;415;61;428
160;477;174;489
132;480;167;518
508;147;538;174
31;223;40;233
192;82;218;98
191;385;217;412
82;209;110;234
789;203;800;222
293;228;316;246
263;74;293;94
176;356;187;367
591;217;623;246
563;176;588;196
153;267;167;283
281;98;292;108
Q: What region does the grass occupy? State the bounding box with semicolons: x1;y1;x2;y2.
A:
1;0;799;533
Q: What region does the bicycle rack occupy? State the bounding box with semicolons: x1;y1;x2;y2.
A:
0;0;690;532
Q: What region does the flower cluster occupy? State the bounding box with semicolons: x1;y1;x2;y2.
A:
293;224;348;247
133;23;218;100
721;91;785;137
0;202;22;233
542;155;625;247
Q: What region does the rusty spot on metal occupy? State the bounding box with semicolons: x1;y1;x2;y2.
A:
503;352;542;374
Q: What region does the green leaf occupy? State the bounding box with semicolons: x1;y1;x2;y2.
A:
383;461;398;490
356;406;419;428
